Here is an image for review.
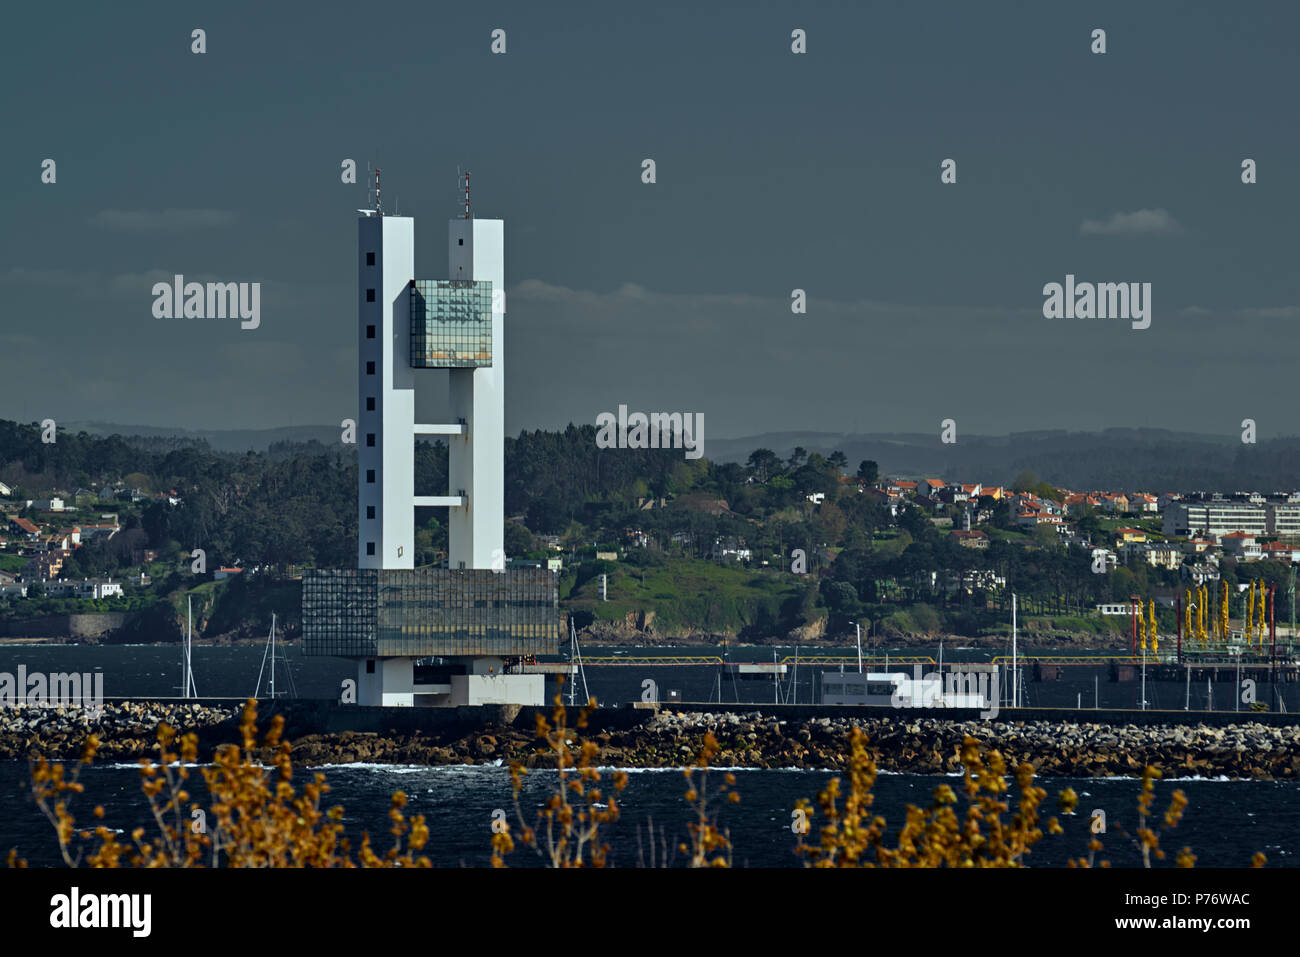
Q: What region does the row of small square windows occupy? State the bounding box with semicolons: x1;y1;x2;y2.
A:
361;247;384;561
365;384;376;561
364;246;378;559
361;251;379;561
365;242;374;311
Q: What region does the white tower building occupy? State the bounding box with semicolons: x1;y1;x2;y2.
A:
357;214;505;572
314;184;553;707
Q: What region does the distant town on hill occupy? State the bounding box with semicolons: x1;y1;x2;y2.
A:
3;417;1300;646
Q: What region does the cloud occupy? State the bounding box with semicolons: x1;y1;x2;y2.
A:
88;208;238;231
497;279;1300;437
0;266;101;297
1235;306;1300;320
0;266;86;286
1079;208;1185;237
509;280;1034;325
0;331;42;349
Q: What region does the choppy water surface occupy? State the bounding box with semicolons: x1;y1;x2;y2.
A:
1;761;1294;868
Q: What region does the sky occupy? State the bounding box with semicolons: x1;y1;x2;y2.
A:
3;1;1299;442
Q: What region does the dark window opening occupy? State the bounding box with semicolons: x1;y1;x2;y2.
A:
366;252;375;266
366;469;375;483
366;289;376;302
366;542;375;556
366;659;376;673
366;361;375;375
366;325;375;338
366;505;375;519
366;433;375;447
366;397;375;411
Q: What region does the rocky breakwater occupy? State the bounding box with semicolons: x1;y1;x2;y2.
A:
0;702;240;761
268;711;1300;780
635;712;1300;780
5;704;1299;781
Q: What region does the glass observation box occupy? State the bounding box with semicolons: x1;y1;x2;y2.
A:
410;279;493;368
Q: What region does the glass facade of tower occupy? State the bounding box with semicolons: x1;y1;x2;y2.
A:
410;279;493;368
303;568;558;658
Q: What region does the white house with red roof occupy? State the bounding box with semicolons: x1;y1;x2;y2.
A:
1218;531;1262;561
1261;541;1300;562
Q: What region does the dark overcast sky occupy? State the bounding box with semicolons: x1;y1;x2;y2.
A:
3;1;1299;441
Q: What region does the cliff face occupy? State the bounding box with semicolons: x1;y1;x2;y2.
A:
0;613;130;641
580;609;738;646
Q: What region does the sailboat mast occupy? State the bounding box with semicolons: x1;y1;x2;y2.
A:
1011;593;1018;709
181;598;187;699
270;613;276;699
185;595;193;699
572;618;590;705
254;615;273;699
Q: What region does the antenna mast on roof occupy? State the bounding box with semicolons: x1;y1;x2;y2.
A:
464;168;471;220
374;166;383;216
